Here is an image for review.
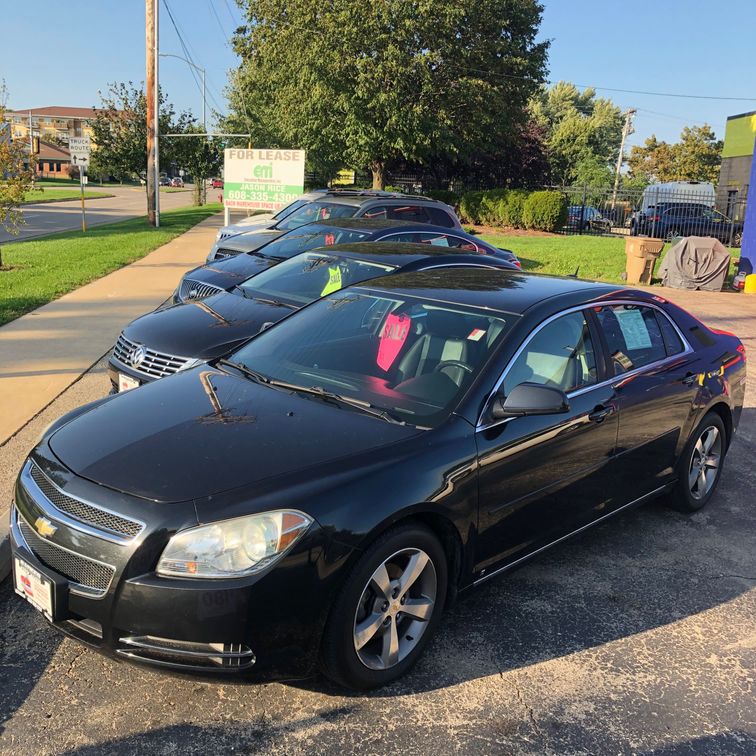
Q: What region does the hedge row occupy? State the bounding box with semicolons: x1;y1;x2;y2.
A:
454;189;567;232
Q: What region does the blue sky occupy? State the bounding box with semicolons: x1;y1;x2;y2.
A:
2;0;755;146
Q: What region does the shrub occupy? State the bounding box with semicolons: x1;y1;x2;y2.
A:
522;190;567;232
458;190;485;224
424;189;459;207
498;190;528;228
478;189;509;225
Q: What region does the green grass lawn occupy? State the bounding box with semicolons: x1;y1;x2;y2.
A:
0;204;221;326
22;188;114;204
478;231;741;284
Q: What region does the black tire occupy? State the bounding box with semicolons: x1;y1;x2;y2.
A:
320;523;448;690
669;412;727;512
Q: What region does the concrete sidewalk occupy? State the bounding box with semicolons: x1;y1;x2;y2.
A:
0;213;222;446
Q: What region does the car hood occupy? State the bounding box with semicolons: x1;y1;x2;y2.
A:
185;255;276;291
216;229;285;254
48;368;420;502
123;292;293;361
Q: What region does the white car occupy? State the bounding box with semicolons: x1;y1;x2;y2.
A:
216;190;328;242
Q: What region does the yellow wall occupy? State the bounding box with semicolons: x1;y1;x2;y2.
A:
722;112;756;158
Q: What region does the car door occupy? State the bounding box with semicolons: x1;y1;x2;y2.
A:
474;309;620;577
592;302;702;503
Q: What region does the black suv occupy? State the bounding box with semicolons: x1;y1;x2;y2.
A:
206;190;462;261
631;203;743;246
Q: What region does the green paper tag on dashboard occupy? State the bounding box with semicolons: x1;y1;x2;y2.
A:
320;266;343;296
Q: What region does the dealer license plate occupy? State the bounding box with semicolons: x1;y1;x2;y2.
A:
14;556;54;621
118;373;140;392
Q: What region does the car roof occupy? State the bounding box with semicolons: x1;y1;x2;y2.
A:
298;218;422;232
345;267;621;315
301;241;478;264
307;192;444;208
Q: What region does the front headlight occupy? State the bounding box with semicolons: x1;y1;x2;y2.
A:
156;510;313;578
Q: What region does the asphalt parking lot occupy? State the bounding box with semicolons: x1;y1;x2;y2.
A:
1;290;754;755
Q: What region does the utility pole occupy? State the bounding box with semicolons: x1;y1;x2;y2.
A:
146;0;160;226
612;108;636;210
28;110;34;184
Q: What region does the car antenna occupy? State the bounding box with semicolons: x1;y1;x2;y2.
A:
568;266;580;278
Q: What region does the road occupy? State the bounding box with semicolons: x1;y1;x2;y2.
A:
0;289;754;755
0;186;201;243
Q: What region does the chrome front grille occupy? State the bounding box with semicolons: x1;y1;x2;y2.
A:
29;463;143;539
112;332;192;379
178;278;224;302
18;514;116;597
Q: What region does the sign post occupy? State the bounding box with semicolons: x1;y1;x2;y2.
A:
222;148;305;226
69;137;91;233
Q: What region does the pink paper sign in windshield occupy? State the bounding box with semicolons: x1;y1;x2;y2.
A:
377;313;410;371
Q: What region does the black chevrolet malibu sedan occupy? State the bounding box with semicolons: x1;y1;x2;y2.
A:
108;242;517;393
11;269;746;689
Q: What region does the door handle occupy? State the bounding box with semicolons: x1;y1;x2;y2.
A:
682;371;699;386
588;405;613;423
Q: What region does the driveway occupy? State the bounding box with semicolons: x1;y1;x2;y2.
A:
0;186;199;243
0;288;754;755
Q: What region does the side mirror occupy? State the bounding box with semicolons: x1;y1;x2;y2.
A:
490;382;570;420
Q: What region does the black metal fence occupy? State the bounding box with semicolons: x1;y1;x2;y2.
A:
551;185;746;247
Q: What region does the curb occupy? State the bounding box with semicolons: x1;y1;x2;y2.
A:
0;514;10;584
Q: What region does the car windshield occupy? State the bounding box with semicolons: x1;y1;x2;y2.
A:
239;252;396;306
259;224;372;261
275;202;358;231
272;198;308;221
228;290;513;427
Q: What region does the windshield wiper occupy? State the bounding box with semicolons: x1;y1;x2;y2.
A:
252;296;297;309
216;358;271;384
266;380;406;425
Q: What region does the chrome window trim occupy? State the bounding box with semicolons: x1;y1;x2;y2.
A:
12;506;117;599
20;460;145;545
476;299;694;431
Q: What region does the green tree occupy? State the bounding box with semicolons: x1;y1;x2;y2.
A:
627;125;722;184
1;83;36;267
530;81;624;186
89;82;192;183
170;125;223;205
227;0;548;188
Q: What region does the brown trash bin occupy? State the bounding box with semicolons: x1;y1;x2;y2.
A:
624;236;664;285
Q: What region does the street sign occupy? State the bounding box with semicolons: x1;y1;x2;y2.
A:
68;137;91;168
223;148;305;212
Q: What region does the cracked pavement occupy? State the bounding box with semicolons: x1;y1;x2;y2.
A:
0;288;754;755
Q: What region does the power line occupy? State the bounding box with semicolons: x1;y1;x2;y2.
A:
207;0;231;46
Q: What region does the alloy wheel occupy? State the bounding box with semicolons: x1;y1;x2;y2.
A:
688;425;722;500
353;547;437;671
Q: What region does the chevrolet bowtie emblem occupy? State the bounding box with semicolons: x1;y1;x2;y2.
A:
34;516;58;539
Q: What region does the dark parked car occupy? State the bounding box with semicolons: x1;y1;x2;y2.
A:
181;218;520;305
11;269;745;689
567;205;611;233
205;190;462;261
631;203;744;245
108;242;517;392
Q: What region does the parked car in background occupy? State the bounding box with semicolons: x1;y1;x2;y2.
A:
170;177;184;188
567;205;611;233
640;181;715;213
13;269;744;689
177;219;520;304
159;176;171;187
631;202;743;245
108;242;517;392
206;191;463;262
211;178;224;189
216;189;330;242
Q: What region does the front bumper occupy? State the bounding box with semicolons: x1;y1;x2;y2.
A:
10;452;334;679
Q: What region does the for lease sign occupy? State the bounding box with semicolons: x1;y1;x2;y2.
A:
223;148;305;211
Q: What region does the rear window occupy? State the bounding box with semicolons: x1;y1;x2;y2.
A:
594;304;668;374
